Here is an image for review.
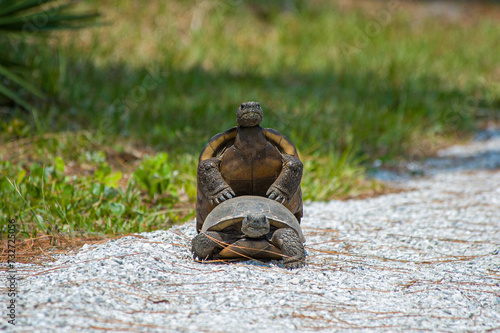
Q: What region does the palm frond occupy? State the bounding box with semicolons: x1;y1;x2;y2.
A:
0;80;33;110
0;63;44;98
0;2;100;31
0;0;54;18
0;0;100;111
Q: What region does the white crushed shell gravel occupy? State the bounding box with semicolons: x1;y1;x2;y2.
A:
2;130;500;332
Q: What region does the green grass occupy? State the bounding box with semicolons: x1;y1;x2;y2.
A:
0;131;195;238
1;0;499;239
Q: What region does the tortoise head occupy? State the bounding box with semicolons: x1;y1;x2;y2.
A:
236;102;263;127
241;213;270;238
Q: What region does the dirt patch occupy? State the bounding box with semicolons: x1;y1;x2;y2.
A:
0;233;140;265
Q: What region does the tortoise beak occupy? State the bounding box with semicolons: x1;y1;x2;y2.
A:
241;111;261;120
237;110;263;127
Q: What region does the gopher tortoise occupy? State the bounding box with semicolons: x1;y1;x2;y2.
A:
192;195;306;269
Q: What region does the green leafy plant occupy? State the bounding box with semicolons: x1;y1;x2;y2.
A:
0;157;185;238
133;153;178;202
94;163;122;188
0;0;99;110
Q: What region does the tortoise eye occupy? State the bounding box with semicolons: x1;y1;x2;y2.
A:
241;104;245;109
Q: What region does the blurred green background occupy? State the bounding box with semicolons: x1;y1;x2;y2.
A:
1;0;499;240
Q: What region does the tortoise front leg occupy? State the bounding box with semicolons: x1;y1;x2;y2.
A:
191;231;224;260
198;157;235;205
266;154;303;204
271;228;306;269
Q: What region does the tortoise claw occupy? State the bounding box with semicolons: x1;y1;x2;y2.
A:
267;189;288;205
283;260;305;269
212;189;235;205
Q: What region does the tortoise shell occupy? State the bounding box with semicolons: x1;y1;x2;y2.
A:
196;126;304;231
201;195;305;243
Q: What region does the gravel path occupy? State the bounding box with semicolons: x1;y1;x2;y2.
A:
3;131;500;332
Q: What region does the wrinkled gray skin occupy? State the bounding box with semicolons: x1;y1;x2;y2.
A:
191;213;306;269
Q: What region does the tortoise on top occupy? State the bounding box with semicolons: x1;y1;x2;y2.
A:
196;102;303;232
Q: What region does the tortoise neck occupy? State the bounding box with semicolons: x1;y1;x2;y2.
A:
235;126;267;158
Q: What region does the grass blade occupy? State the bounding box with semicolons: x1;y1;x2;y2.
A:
0;82;33;110
0;63;45;99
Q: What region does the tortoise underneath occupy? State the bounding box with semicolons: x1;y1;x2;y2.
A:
191;196;306;269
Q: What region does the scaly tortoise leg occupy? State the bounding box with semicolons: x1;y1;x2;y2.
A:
197;158;235;205
271;228;306;269
266;154;303;204
191;231;223;261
